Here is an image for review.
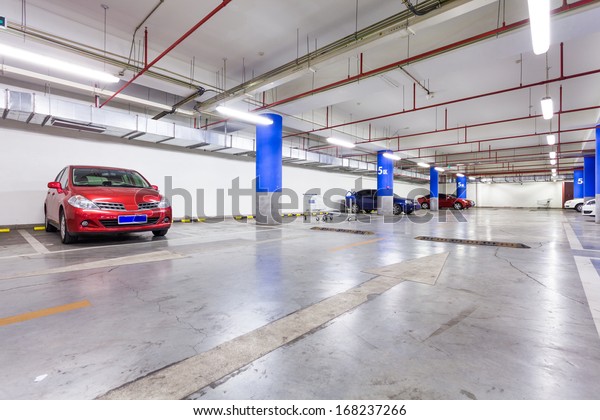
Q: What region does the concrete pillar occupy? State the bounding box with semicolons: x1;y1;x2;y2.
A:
456;175;467;199
255;113;282;225
377;150;394;215
430;166;439;211
584;155;595;203
573;169;583;199
596;126;600;223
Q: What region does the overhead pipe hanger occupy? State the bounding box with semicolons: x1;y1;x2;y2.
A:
100;0;232;108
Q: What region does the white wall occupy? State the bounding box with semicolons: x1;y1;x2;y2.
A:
0;122;565;225
0;123;421;225
473;182;563;208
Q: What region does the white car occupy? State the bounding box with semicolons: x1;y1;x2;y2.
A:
564;198;585;212
582;199;596;217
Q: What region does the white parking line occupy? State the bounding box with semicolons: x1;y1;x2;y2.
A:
18;230;50;254
563;222;584;250
574;256;600;338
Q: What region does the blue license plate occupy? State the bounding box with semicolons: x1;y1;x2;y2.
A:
118;214;148;224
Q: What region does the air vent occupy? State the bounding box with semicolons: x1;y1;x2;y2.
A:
51;118;106;133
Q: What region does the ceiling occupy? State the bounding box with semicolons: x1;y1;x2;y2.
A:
1;0;600;181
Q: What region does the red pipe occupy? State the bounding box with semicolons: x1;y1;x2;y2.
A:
144;27;148;67
311;103;600;153
100;0;231;107
410;139;593;161
360;52;364;75
260;0;597;114
283;66;600;140
444;108;448;130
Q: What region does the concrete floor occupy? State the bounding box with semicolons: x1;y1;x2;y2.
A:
1;208;600;399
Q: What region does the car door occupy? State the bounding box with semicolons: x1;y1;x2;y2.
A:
362;190;376;211
46;168;68;224
439;194;451;208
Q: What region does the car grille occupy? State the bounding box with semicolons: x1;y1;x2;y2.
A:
100;217;160;228
138;202;159;210
583;210;593;215
95;202;126;211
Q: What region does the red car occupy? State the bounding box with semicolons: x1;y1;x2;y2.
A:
45;165;172;243
417;193;473;210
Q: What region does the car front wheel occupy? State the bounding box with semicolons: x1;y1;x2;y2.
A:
453;202;463;210
393;204;402;215
421;202;429;209
575;203;583;212
60;210;77;244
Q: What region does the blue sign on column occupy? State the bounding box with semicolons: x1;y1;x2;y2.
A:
573;169;584;199
584;155;595;200
377;150;393;196
256;113;282;192
456;175;467;199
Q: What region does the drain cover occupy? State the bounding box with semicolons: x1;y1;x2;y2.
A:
311;227;375;235
414;236;530;248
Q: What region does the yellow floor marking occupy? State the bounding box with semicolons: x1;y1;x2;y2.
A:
328;237;384;252
0;300;91;327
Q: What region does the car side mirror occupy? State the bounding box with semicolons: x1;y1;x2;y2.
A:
48;181;63;193
151;185;159;191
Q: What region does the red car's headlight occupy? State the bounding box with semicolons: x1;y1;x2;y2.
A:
67;195;100;210
157;196;170;209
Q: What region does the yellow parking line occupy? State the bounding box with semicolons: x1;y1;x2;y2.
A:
0;228;10;233
0;300;91;327
328;238;384;253
33;226;45;231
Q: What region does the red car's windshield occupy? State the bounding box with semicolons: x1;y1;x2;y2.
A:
72;168;151;188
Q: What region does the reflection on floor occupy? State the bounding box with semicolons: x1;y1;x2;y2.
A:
1;208;600;400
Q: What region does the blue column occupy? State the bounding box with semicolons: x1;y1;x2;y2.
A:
456;175;467;199
584;155;595;202
429;166;439;211
573;169;583;199
595;126;600;223
377;150;394;215
255;113;282;225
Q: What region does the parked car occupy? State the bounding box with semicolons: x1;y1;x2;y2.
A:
45;165;172;243
417;193;473;210
345;189;416;215
564;198;585;212
582;199;596;217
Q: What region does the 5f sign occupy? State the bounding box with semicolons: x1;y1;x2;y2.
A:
378;166;388;175
577;178;584;185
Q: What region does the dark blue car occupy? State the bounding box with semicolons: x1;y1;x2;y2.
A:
345;189;416;215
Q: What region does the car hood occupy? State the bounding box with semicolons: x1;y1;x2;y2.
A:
73;186;161;205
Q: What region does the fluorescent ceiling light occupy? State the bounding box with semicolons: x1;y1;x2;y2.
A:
216;106;273;125
541;97;553;120
468;176;476;181
527;0;550;55
417;162;430;168
551;168;557;173
434;167;445;172
549;151;556;159
550;159;557;165
1;64;195;116
456;173;465;177
0;42;119;83
382;152;401;161
326;137;356;148
546;134;556;145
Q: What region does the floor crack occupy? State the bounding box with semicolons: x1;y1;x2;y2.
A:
494;248;585;305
